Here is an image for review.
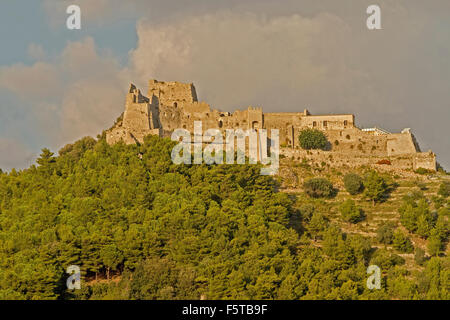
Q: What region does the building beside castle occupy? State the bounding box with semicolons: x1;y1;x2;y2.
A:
106;80;436;171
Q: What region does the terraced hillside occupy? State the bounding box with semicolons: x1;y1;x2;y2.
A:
278;156;450;275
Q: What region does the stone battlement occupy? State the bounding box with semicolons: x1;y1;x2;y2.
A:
106;80;436;171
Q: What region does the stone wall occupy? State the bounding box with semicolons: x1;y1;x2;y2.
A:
106;79;437;172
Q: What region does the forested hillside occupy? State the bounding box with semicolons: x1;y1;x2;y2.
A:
0;135;448;300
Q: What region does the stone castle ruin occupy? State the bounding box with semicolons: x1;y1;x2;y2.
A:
106;80;436;172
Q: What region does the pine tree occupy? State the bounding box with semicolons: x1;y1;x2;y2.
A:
363;171;388;206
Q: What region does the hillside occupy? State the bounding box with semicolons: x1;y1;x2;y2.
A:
0;134;448;300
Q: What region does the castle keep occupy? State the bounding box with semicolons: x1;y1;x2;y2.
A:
106;80;436;171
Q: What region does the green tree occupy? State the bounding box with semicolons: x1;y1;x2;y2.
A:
393;230;414;253
339;199;364;223
376;222;395;245
427;231;443;257
363;171;388;206
36;148;56;167
298;129;328;150
303;178;335;198
299;204;315;222
343;173;364;195
100;244;124;280
370;249;405;269
414;248;426;266
36;148;56;176
437;182;450;198
307;212;328;239
416;214;434;238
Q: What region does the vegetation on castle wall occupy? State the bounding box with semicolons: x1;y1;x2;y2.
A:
415;168;435;175
298;129;328;150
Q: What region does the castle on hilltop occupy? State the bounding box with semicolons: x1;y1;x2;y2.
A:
106;80;436;171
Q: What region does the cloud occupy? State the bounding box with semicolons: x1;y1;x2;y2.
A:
27;43;46;61
129;12;368;112
0;62;61;100
0;37;128;150
0;138;35;171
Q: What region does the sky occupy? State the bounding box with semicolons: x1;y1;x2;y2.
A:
0;0;449;171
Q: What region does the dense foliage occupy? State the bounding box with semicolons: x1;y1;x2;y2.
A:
303;178;335;199
398;191;448;257
339;200;364;223
438;182;450;198
363;171;389;205
376;222;395;245
343;173;364;195
298;129;328;150
0;135;448;300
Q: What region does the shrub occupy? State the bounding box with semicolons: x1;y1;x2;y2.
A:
343;173;364;195
298;129;328;150
414;248;426;266
339;199;364;223
393;230;414;253
303;178;335;198
437;182;450;198
427;230;443;256
415;181;428;191
370;249;405;269
334;140;339;146
299;204;315;222
415;168;434;175
376;159;391;165
307;212;328;238
376;222;395;245
432;195;444;209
